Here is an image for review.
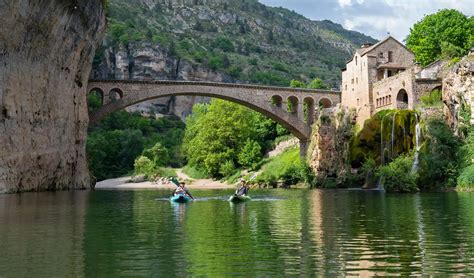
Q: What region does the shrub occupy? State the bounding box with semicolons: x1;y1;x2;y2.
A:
418;119;460;189
376;154;418;193
134;156;155;177
281;164;303;186
249;58;258;66
219;160;236;178
420;89;442;107
458;165;474;190
212;36;234;52
208;55;224;70
227;66;242;78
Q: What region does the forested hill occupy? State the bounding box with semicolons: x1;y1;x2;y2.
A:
94;0;376;87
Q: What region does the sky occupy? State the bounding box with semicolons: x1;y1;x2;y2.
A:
259;0;473;42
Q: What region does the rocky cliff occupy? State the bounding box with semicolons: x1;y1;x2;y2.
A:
307;106;355;185
443;52;474;137
0;0;106;193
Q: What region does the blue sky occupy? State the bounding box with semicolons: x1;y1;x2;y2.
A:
259;0;473;42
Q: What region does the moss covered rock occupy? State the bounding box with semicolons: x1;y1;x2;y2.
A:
350;110;419;168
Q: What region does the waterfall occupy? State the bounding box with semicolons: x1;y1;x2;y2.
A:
391;112;397;160
376;175;385;191
412;113;421;173
380;115;385;165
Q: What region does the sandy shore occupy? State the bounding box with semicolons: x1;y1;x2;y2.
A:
95;176;236;190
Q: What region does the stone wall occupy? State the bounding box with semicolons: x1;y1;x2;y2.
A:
341;37;415;126
0;0;106;193
372;69;414;112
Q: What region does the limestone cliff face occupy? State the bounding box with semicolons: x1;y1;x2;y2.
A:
0;0;106;193
443;53;474;136
92;42;231;119
307;106;355;184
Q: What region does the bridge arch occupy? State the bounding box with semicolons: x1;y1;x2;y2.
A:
287;96;298;115
272;95;283;108
87;80;341;148
318;97;332;109
88;88;104;106
304;97;315;125
108;88;124;102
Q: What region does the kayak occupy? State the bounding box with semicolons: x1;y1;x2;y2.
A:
171;194;192;203
228;194;251;203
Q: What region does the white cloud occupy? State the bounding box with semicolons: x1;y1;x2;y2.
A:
338;0;352;7
260;0;474;41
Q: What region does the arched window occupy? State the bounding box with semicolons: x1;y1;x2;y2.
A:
397;89;408;109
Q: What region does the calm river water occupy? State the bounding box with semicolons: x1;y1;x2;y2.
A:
1;189;474;277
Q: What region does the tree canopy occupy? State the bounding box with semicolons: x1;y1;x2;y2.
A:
406;9;473;66
183;99;287;178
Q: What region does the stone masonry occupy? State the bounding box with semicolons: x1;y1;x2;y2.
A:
341;36;443;125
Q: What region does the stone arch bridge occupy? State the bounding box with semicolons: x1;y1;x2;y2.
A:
87;80;341;155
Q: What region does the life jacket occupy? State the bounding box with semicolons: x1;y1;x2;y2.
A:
175;186;186;195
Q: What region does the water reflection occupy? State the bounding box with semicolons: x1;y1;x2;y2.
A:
0;190;473;276
0;191;88;277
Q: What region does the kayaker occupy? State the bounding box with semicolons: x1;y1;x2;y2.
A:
173;181;195;200
235;179;249;196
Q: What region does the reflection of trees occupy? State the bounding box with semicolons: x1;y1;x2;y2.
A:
79;189;474;276
0;192;88;277
84;190;187;277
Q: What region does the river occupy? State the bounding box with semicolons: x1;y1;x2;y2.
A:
0;189;473;276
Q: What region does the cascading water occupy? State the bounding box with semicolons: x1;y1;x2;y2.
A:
412;113;421;173
380;115;385;166
377;114;389;191
391;112;397;160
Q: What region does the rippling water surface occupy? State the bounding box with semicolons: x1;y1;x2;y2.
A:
1;189;474;276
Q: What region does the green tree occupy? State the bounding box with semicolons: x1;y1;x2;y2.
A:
307;78;329;89
406;9;473;66
290;79;306;88
134;156;154;177
183;100;274;177
238;139;263;169
142;142;169;166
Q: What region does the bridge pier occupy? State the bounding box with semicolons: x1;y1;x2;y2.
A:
299;139;310;158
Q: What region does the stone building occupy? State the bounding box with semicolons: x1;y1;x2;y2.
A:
341;36;443;125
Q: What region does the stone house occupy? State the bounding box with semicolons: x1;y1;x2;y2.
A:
341;36;443;125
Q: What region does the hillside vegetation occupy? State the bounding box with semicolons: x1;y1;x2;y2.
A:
101;0;375;86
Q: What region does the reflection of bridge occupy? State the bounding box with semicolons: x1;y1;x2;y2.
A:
87;80;341;155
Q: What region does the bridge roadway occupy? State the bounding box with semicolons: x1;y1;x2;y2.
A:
87;79;341;156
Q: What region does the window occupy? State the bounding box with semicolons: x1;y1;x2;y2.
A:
355;56;358;65
356;78;358;84
388;51;393;62
351;79;354;84
378;52;384;58
345;85;347;90
357;98;360;106
387;70;393;77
